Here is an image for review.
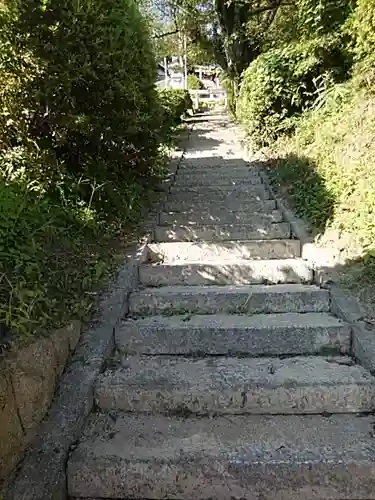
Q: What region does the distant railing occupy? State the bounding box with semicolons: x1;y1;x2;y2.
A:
189;89;228;111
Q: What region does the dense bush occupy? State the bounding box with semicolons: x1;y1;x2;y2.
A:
0;0;176;338
8;0;164;216
187;74;205;90
295;0;354;37
236;37;351;146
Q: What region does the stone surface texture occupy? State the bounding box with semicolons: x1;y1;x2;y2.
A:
146;239;302;261
129;284;330;315
139;258;313;286
95;355;375;414
116;312;350;355
0;320;81;485
68;413;375;500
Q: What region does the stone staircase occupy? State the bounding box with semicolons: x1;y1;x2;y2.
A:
67;118;375;499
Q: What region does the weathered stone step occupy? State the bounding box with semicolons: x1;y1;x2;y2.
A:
116;313;350;356
153;222;291;242
164;198;277;212
159;209;283;225
172;176;263;187
68;413;375;499
178;166;258;174
146;240;301;262
95;356;375;414
167;186;271;201
130;284;329;315
175;169;260;179
179;158;253;168
140;259;313;286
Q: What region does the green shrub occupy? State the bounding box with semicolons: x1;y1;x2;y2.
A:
158;88;192;135
349;0;375;63
269;81;375;273
3;0;163;217
187;74;205;90
236;37;351;146
0;0;176;339
295;0;354;37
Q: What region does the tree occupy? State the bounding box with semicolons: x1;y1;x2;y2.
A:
153;0;285;79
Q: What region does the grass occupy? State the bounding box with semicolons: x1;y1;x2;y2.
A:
0;147;174;346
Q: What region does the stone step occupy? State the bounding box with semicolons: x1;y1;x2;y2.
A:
175;168;261;178
116;313;350;356
159;209;283;225
163;198;277;212
176;165;260;177
146;240;301;262
177;163;259;171
95;356;375;414
172;176;263;187
129;284;329;316
140;259;313;286
179;158;252;168
68;413;375;499
153;222;291;242
167;186;271;201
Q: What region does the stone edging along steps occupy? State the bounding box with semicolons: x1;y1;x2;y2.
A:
5;116;375;499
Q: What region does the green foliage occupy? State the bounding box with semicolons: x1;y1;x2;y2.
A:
158;88;192;133
11;0;163;216
187;74;204;90
269;81;375;275
347;0;375;71
0;177;106;336
237;37;350;146
269;154;335;230
0;0;179;339
295;0;354;37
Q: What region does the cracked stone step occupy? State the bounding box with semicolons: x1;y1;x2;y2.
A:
129;284;329;315
95;356;375;414
116;313;350;356
67;413;375;499
153;222;291;242
159;209;284;225
167;186;272;201
146;240;301;262
163;198;277;212
140;259;311;286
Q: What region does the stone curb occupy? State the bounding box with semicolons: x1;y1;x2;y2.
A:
241;143;375;376
2;125;193;500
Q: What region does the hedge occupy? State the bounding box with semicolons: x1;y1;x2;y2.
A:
0;0;176;338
